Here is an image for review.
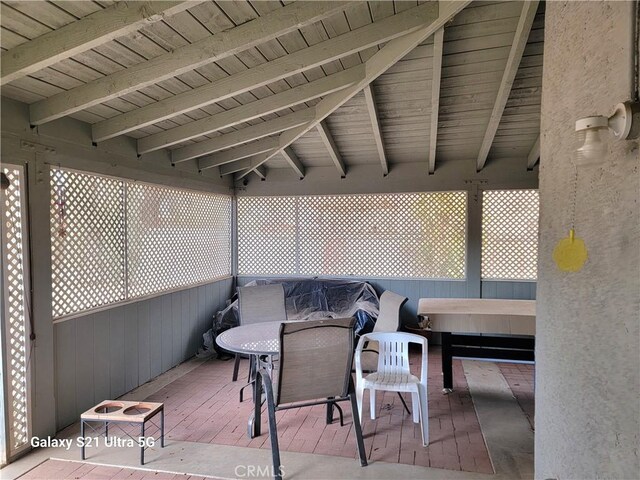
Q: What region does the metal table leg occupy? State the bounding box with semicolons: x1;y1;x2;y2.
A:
249;368;263;438
160;408;165;448
442;332;454;393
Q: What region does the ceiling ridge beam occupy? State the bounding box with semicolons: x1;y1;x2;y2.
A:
0;1;199;86
281;146;306;179
220;154;272;176
173;109;314;164
137;65;364;154
475;1;540;172
235;1;471;180
28;1;351;125
527;134;540;170
428;27;445;174
317;120;346;177
363;84;388;175
91;1;443;142
199;137;280;171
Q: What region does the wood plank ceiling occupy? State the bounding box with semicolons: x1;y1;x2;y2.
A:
0;1;544;180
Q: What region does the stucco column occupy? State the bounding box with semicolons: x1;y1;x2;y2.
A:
537;2;639;479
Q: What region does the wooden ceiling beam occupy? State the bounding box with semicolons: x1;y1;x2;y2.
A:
428;27;445;174
476;1;540;172
172;109;313;164
527;134;540;170
198;138;279;171
91;1;444;142
219;154;271;176
28;1;350;125
0;1;199;86
236;0;471;181
317;120;347;177
281;147;306;179
363;84;388;175
137;66;362;154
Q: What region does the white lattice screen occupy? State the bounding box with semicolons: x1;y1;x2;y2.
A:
482;189;539;280
50;168;232;318
50;169;126;318
238;192;467;279
1;165;31;456
237;197;298;276
127;183;232;298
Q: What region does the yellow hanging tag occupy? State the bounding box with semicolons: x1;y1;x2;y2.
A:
553;228;588;272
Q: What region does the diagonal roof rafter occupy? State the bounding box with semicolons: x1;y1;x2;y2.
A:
0;1;200;86
28;1;352;125
91;1;448;143
138;65;365;154
363;84;388;176
232;1;472;180
475;1;540;172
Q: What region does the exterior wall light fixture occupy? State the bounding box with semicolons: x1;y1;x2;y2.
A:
574;101;640;165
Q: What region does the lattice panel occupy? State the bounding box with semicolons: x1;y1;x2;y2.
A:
50;168;126;317
482;190;539;280
298;193;467;278
126;184;231;297
2;166;30;454
238;192;467;279
237;197;297;275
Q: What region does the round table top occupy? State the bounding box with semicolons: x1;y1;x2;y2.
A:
216;321;285;355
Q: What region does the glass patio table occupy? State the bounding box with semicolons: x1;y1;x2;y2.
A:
216;321;284;439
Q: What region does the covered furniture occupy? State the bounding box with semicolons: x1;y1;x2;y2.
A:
358;289;408;371
418;298;536;391
259;318;367;480
355;331;429;447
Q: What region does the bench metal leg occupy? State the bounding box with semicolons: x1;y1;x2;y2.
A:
140;423;145;465
81;421;85;460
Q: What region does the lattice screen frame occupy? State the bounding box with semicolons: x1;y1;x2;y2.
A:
481;189;539;281
1;164;32;459
50;167;232;319
237;192;468;280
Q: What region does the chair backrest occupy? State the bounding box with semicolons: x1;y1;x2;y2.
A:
358;332;427;383
373;290;408;333
276;317;355;405
238;284;287;325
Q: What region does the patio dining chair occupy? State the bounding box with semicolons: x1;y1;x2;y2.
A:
233;284;287;400
259;317;368;480
355;331;429;446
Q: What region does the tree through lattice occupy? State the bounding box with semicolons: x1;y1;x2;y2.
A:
2;166;30;455
50;169;126;317
482;190;539;280
238;192;467;279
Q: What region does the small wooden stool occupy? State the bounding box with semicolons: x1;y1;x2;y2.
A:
80;400;164;465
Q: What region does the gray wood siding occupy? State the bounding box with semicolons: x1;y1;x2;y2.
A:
54;277;233;430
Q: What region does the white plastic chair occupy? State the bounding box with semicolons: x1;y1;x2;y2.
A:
355;331;429;446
